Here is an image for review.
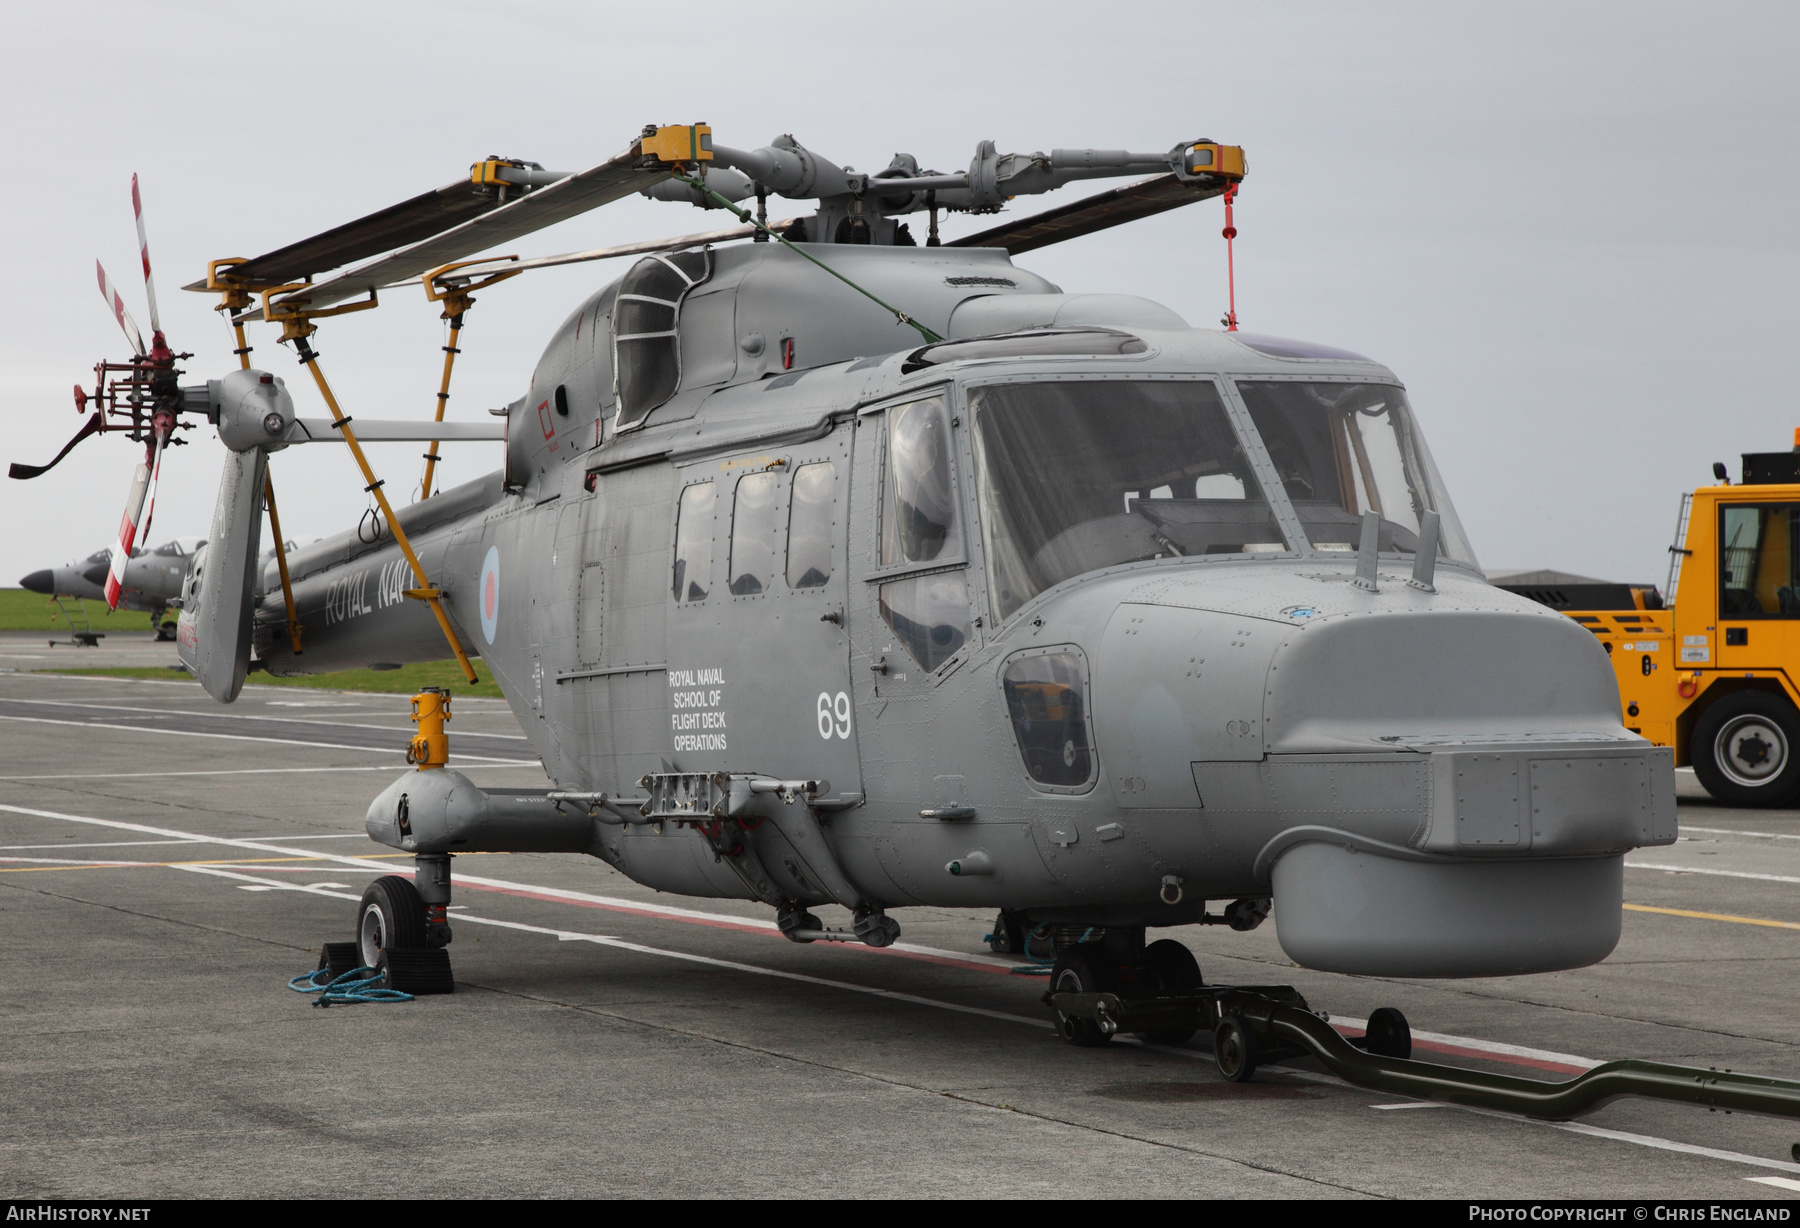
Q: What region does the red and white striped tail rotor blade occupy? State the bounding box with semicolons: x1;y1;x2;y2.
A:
131;173;162;338
95;260;146;357
135;432;169;555
104;459;153;609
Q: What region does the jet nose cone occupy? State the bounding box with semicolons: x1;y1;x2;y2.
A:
81;562;110;588
19;569;53;594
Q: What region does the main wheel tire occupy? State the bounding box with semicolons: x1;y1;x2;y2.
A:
357;875;426;970
1364;1007;1412;1060
988;912;1026;956
1214;1014;1259;1082
1691;691;1800;807
1050;944;1115;1047
1140;939;1203;1045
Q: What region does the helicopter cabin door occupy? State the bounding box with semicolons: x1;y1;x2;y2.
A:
663;427;861;805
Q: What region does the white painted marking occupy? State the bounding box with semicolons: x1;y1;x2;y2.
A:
0;695;531;740
1269;1066;1800;1177
0;834;370;850
0;856;154;866
0;714;533;764
1370;1102;1445;1110
237;885;276;892
1747;1176;1800;1192
1626;861;1800;886
1331;1014;1598;1071
1682;825;1800;843
0;765;543;781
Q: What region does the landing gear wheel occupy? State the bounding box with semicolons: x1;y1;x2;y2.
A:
1140;938;1203;1045
1692;691;1800;807
357;875;426;970
1214;1014;1259;1082
987;911;1025;956
1363;1007;1412;1059
1050;945;1115;1047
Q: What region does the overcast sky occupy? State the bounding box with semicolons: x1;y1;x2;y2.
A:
4;1;1796;597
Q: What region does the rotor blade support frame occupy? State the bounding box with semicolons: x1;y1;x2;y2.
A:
274;313;478;684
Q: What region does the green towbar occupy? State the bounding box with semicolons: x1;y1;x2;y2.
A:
1045;986;1800;1123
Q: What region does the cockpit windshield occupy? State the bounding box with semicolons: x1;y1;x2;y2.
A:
1235;382;1476;565
970;380;1283;622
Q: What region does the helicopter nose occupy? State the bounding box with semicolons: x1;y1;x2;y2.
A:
19;569;54;594
82;562;110;588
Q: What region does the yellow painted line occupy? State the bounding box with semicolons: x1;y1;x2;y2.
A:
1625;903;1800;932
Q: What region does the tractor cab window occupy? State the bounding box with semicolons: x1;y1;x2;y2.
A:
1720;504;1800;617
969;379;1279;623
1235;381;1476;565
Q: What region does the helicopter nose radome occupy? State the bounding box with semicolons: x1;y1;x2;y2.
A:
82;561;110;588
19;569;53;594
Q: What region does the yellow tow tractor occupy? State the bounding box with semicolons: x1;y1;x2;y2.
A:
1498;435;1800;806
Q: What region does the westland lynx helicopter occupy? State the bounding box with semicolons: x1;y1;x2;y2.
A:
38;125;1781;1118
19;537;202;643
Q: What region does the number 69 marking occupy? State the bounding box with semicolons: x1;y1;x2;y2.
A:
816;691;851;740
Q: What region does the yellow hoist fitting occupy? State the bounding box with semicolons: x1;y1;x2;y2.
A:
639;123;713;168
1181;142;1247;180
407;686;452;770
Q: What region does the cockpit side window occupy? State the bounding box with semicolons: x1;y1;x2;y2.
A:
672;481;714;603
881;396;960;567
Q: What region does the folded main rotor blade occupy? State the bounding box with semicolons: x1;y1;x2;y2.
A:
208;176;523;289
131;173;162;337
251;144;669;318
947;173;1229;255
8;411;105;480
96;260;146;356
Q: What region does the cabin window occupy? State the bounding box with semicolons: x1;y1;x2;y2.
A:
1234;381;1477;566
613;247;711;432
881;395;959;567
879;571;971;672
672;482;714;603
1002;650;1095;788
728;472;780;595
787;462;836;589
1719;504;1800;617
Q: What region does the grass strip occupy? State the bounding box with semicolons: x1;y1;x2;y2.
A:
0;588;156;632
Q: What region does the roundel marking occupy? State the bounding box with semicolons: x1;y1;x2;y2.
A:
479;546;500;645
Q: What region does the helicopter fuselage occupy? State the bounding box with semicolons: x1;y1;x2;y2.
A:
205;241;1672;978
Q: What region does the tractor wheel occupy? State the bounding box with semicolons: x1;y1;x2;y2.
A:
1214;1014;1260;1082
1692;691;1800;807
357;875;426;970
1363;1007;1413;1060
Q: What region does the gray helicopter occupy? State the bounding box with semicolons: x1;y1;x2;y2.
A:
20;125;1678;1062
19;537;202;642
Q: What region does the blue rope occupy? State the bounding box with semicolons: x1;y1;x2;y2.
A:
289;964;414;1007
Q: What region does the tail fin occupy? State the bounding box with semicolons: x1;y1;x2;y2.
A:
176;447;267;702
